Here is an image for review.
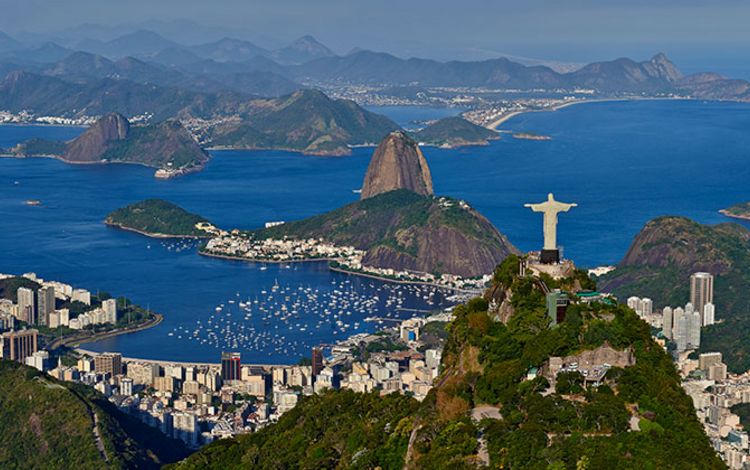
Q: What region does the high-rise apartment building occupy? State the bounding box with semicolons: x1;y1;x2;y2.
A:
94;352;123;376
662;307;673;339
690;272;714;318
37;286;55;326
312;347;323;379
17;287;35;324
221;352;241;382
102;298;117;324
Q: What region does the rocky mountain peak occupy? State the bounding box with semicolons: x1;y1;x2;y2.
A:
63;112;129;162
648;52;683;82
360;131;433;199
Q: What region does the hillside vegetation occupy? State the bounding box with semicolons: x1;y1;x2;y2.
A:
252;189;517;277
105;199;211;237
0;361;190;469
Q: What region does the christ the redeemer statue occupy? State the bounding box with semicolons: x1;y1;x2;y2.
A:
525;193;577;263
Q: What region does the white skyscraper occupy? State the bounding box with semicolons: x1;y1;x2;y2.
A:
690;272;714;317
102;298;117;324
662;307;673;339
17;287;35;324
703;302;716;326
641;298;653;316
627;296;641;312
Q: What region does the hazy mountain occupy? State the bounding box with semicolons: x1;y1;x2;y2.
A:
191;37;268;63
566;53;683;92
77;29;179;58
292;49;684;92
678;72;750;102
0;31;22;54
271;35;335;65
208;88;399;155
0;70;247;120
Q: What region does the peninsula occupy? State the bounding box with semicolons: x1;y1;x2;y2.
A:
720;201;750;221
105;199;214;238
10;113;209;178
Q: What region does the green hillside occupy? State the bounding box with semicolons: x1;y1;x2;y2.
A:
0;361;190;469
170;390;419;470
251;189;517;277
599;216;750;372
105;199;211;237
168;257;720;469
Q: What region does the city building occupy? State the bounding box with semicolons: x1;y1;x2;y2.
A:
17;287;35;324
25;350;49;371
690;272;714;319
662;307;673;339
311;347;323;379
221;352;241;383
120;377;134;396
37;286;55;326
704;302;716;326
102;298;118;324
95;352;123;376
0;329;38;362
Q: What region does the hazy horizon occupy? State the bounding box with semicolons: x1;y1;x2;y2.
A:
1;0;750;78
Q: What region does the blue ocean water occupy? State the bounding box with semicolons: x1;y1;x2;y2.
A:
1;99;749;363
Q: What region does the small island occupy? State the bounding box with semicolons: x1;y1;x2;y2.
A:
413;116;499;148
105;199;215;238
512;132;552;141
720;202;750;221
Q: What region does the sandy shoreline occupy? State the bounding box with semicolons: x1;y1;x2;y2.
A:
104;221;210;239
719;209;750;221
488;97;688;130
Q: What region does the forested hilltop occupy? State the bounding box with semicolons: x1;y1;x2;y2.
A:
172;255;721;469
105;199;212;238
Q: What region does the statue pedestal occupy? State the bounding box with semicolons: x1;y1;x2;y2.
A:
540;249;560;264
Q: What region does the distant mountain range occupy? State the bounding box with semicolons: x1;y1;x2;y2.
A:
1;28;749;101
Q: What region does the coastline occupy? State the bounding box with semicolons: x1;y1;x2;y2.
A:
719;209;750;221
488;97;689;130
198;249;335;265
200;250;482;293
0;152;205;178
47;313;164;350
104;221;211;239
328;265;482;294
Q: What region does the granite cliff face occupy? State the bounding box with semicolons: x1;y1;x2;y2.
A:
63;112;129;162
360;131;433;199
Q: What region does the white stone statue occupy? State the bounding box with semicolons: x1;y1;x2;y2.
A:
524;193;577;251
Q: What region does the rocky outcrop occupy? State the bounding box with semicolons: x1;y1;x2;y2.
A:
361;131;433;199
63;113;129;162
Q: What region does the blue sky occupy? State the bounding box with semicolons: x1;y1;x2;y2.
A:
2;0;749;75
